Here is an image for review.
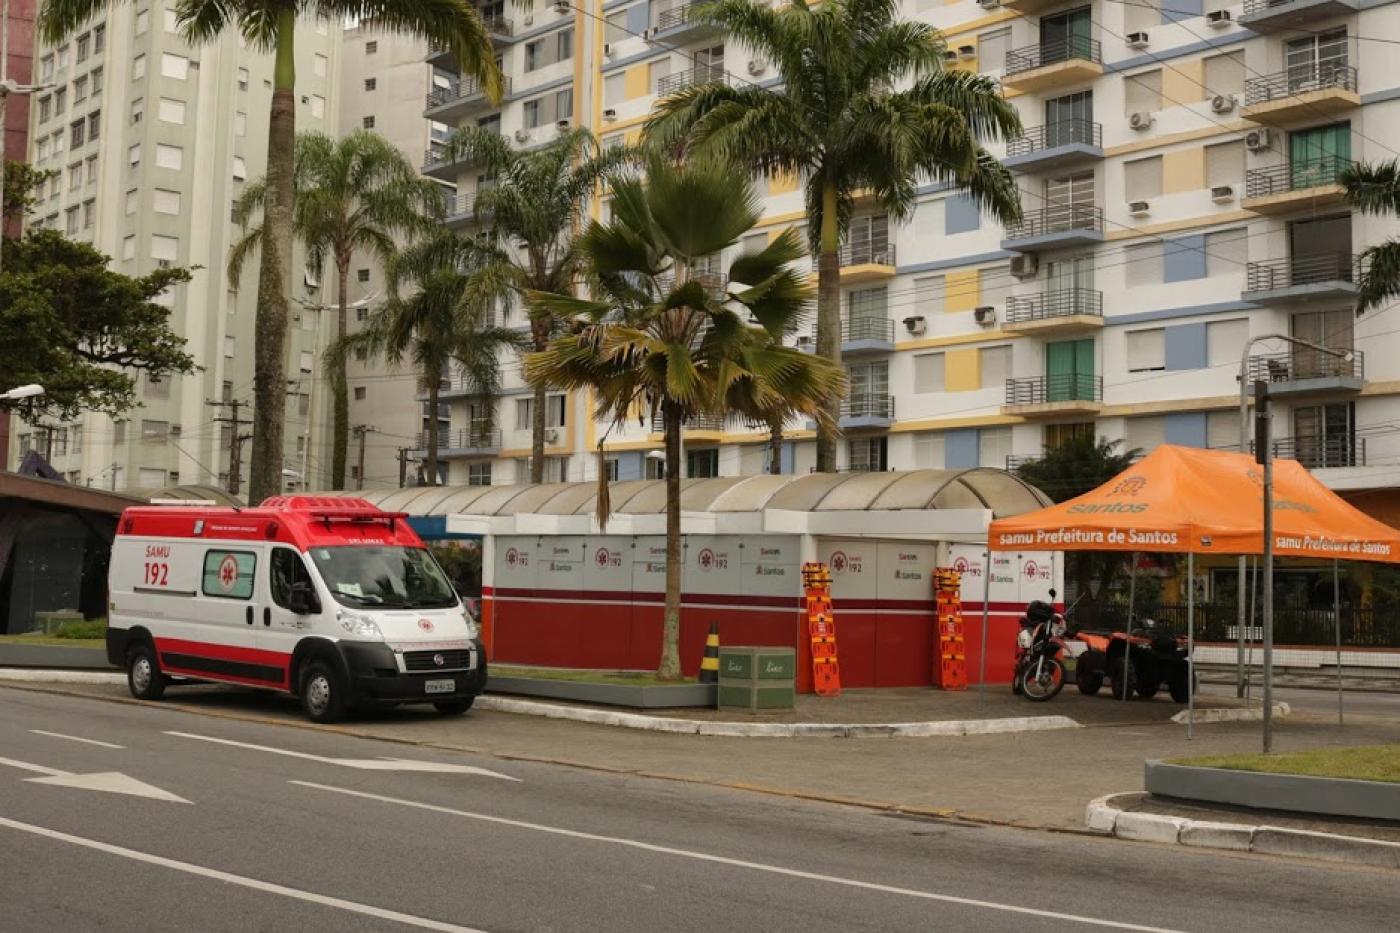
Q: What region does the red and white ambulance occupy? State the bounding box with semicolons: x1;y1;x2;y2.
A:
106;496;486;722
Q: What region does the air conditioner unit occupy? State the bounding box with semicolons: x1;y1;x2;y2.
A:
544;428;560;444
1009;253;1038;278
1210;94;1236;114
1128;111;1154;131
902;315;927;336
1211;184;1235;202
958;45;976;59
747;59;766;76
603;107;617;121
156;259;172;269
1245;127;1273;152
552;0;570;13
1207;9;1231;25
557;118;571;129
973;306;996;326
1128;199;1151;216
943;50;959;63
514;127;532;143
796;335;813;347
604;42;614;58
1127;32;1149;49
977;0;999;8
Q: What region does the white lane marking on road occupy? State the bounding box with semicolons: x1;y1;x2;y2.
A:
0;756;190;803
0;816;488;933
294;782;1188;933
29;729;126;749
164;731;520;781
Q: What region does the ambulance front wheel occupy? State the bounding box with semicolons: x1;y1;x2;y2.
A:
126;642;167;701
300;659;346;724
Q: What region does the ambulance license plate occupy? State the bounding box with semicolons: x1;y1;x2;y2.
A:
424;679;455;695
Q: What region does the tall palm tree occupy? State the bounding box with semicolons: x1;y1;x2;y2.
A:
1341;159;1400;312
439;126;634;483
39;0;501;504
526;156;845;680
229;130;444;489
646;0;1022;472
348;230;523;486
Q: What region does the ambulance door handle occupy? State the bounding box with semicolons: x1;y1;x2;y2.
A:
263;607;271;627
245;606;253;625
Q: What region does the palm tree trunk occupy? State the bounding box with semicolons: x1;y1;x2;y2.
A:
247;11;298;504
768;415;784;475
331;258;350;489
814;178;842;473
425;370;441;487
658;398;683;680
530;318;549;484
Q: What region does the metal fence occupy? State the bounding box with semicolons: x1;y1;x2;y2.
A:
1006;119;1102;158
1070;600;1400;649
1005;287;1102;324
1005;36;1102;76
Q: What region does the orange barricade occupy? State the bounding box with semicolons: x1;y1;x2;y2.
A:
802;562;841;697
934;568;967;691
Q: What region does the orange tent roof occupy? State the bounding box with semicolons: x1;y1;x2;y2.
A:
988;445;1400;564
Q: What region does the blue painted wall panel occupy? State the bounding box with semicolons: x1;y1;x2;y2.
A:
625;3;650;34
1164;412;1207;448
945;429;980;469
944;195;981;236
780;441;795;475
1163;234;1207;283
615;450;643;481
1164;322;1207;371
1162;0;1203;22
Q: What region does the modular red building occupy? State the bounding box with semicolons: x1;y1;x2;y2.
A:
335;469;1061;690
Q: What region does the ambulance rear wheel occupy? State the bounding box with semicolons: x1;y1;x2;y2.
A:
300;660;346;724
434;698;474;715
127;643;166;701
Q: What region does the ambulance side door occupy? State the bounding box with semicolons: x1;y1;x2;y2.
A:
260;547;323;671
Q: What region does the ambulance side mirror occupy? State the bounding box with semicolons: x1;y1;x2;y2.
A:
289;581;320;616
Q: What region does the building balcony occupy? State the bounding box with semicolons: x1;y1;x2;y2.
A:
426;18;517;68
1247;349;1364;398
423;76;509;122
656;64;726;97
1002;38;1103;94
650;411;728;439
1000;0;1077;12
1004;454;1040;471
841;317;895;354
1242;253;1360;304
1240;0;1360;33
1242;158;1348;215
442;192;494;229
1003;288;1103;335
413;427;503;457
1272;434;1366;470
652;3;722;42
1243;64;1359;125
839;394;895;430
839;241;896;283
1004;119;1103;172
1001;205;1103;251
1003;374;1103;417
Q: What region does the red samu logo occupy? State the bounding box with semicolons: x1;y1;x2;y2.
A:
595;547;611;567
217;554;240;592
418;619;434;633
1111;475;1147;497
697;548;716;570
952;556;970;573
830;551;848;572
504;547;520;567
1023;560;1042;580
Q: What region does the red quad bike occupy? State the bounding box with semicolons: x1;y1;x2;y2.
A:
1074;619;1195;702
1012;591;1070;702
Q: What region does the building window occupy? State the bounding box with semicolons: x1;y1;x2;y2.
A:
362;115;375;129
525;27;574;71
86;155;98;183
54;86;66;114
155;143;183;170
151;235;179;263
237;67;249;90
141;420;170;443
234;110;246;136
913;352;946;394
686;448;720;478
364;77;377;91
605;458;620;481
146;375;170;399
365;40;378;54
94;23;105;52
468;462;492;486
70;118;85;148
88;110;101;140
645;455;665;480
90;66;103;94
313;53;328;77
1124;156;1163;201
354;386;366;400
158;97;186;123
73;74;88;103
847;437;887;472
161;52;189;79
40;55;53;81
65;206;79;234
154;188;180;214
232;156;247;180
1126;328;1166;373
125;188;138;214
299;351;314;373
68;162;82;189
357;268;370;283
82;199;96;228
38;95;52;122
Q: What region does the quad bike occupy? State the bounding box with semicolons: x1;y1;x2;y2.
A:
1074;619;1196;703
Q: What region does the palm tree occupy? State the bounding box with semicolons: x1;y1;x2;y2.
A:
229;130;445;489
1341;159;1400;312
646;0;1022;472
526;156;845;680
439;126;634;483
39;0;501;504
348;230;523;486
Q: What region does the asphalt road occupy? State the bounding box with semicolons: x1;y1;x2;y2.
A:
1;687;1397;933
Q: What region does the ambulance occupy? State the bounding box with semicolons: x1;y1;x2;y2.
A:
105;496;486;723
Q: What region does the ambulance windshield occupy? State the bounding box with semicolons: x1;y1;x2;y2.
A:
310;546;459;610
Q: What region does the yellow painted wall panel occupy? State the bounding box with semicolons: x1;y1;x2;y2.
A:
1163;148;1205;194
623;65;649;101
1161;59;1204;107
769;170;799;194
944;348;981;392
944;268;980;313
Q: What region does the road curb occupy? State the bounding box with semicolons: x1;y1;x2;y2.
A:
1085;792;1400;868
1171;702;1290;725
0;668;126;685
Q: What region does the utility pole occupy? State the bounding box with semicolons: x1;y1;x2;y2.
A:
351;424;374;491
1254;379;1276;753
208;398;252;498
398;447;409;488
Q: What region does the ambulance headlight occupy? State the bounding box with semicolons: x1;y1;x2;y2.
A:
338;611;383;639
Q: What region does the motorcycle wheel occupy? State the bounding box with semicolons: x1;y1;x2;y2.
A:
1110;655;1136;701
1020;658;1065;702
1076;663;1104;696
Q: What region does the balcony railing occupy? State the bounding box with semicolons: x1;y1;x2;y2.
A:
1005;374;1103;406
1246;348;1364;383
656;64;726;96
1003;204;1102;241
1245;156;1349;198
839;240;896;266
1245;253;1358;293
655;2;707;30
429;16;512;54
650;412;728;432
841;394;895;419
1245;63;1357;107
1006;119;1102;159
425;75;509;111
1005;36;1102;77
842;317;895;343
415;427;502;451
1005;288;1102;324
1273;435;1366;469
1004;454;1040;471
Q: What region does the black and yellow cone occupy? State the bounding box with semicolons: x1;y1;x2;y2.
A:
699;622;720;684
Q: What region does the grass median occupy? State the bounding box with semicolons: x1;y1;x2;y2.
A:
0;619;107;649
1179;745;1400;784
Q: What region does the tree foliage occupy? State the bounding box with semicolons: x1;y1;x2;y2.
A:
2;161;58;228
0;231;196;420
1341;159;1400;313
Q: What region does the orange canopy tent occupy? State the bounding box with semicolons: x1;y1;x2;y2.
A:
988;444;1400;563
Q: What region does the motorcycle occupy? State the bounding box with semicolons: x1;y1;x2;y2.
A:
1013;590;1069;702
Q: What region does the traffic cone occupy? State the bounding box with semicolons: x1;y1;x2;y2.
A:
699;622;720;683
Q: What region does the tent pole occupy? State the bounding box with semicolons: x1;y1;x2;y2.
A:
1246;556;1259;701
1236;554;1247;698
1335;558;1343;728
979;546;991;706
1124;552;1138;702
1187;552;1195;739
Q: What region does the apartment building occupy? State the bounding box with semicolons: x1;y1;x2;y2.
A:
418;0;1400;501
13;3;341;493
3;0;38;461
